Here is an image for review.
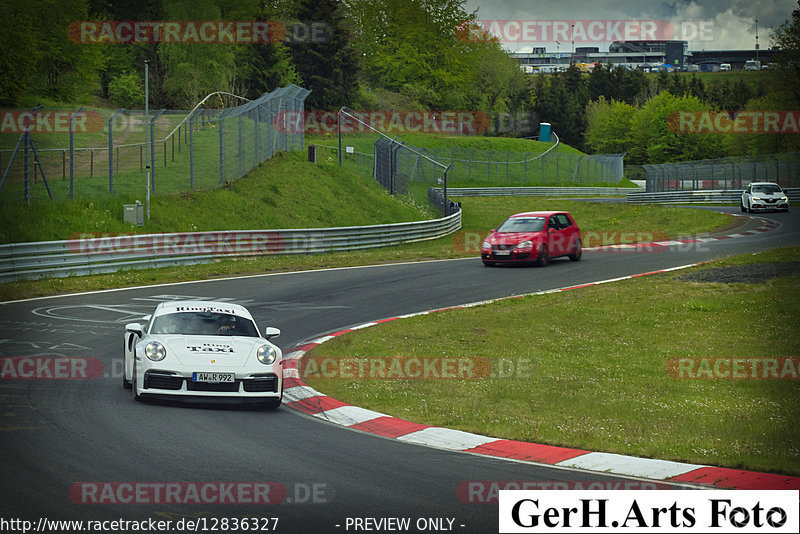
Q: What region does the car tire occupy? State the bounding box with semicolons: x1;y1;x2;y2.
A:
262;397;282;410
740;201;747;213
535;245;549;267
568;238;582;261
122;346;132;389
131;360;142;402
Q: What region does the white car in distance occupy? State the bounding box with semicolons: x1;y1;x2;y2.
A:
741;182;790;213
123;301;283;408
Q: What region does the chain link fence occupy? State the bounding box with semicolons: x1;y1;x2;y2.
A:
316;140;624;190
639;153;800;192
394;146;625;186
0;85;310;203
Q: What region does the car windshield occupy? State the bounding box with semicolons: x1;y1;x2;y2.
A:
752;184;782;194
497;217;545;233
150;312;259;337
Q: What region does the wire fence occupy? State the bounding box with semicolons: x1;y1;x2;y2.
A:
0;85;311;204
315;139;625;193
639;153;800;192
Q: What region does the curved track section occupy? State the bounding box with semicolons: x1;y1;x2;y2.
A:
0;208;797;532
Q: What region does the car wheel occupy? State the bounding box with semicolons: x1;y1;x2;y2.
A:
482;260;495;267
535;245;549;267
568;238;582;261
740;201;747;213
262;397;282;410
122;347;132;389
131;360;142;402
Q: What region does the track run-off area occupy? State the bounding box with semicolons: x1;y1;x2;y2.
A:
0;206;798;533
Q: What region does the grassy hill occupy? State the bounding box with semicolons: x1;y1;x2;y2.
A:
0;150;437;244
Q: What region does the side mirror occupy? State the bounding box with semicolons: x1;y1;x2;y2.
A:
548;227;556;232
125;323;143;337
264;327;281;340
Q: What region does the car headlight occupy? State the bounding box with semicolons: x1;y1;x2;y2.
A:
481;240;491;252
257;345;277;365
515;240;533;251
144;341;166;361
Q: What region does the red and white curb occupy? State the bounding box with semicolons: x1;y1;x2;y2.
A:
282;250;799;491
583;215;779;253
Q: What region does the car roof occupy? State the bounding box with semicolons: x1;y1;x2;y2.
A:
153;300;254;320
750;182;781;186
508;211;567;218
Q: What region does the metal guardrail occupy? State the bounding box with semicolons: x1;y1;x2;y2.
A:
626;188;800;204
442;186;644;197
0;210;461;282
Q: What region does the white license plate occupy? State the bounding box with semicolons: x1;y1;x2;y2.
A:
192;372;235;383
495;250;511;255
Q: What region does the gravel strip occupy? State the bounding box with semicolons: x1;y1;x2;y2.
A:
679;262;800;284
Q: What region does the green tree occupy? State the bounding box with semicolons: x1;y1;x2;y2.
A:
289;0;359;109
531;71;587;149
346;0;477;109
0;0;37;105
107;71;145;108
29;0;105;102
631;92;724;163
585;97;637;155
157;1;238;107
769;0;800;104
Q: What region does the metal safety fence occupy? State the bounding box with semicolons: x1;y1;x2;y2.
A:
443;186;642;197
640;153;800;193
626;188;800;204
0;85;310;203
0;210;461;282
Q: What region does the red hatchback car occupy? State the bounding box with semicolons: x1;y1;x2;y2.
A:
481;211;582;266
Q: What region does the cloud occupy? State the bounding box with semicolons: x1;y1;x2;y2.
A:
465;0;796;50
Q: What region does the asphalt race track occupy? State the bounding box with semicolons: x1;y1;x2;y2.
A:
0;207;797;533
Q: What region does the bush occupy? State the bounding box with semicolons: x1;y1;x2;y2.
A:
107;72;144;109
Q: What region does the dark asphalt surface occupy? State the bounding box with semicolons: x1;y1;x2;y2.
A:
0;207;797;533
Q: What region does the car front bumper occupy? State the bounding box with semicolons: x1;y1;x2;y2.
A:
137;367;282;400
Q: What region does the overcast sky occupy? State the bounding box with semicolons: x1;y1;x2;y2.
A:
464;0;796;52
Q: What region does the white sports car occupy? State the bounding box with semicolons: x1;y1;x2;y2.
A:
741;182;789;212
123;301;283;408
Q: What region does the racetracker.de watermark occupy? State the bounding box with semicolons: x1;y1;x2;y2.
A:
460;19;715;44
69;20;331;44
292;356;533;380
0;357;104;380
276;110;491;135
667;357;800;379
67;231;286;255
457;481;671;504
69;482;328;505
1;110;105;134
669;111;800;135
451;231;673;254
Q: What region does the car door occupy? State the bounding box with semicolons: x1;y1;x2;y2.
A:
546;214;571;256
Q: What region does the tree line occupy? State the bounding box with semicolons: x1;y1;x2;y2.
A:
2;0;799;164
1;0;525;114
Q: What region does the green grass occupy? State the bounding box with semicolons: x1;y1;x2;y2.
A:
0;195;733;301
0;151;437;244
304;247;800;476
308;131;586;155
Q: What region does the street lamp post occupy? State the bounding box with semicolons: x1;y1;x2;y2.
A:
144;59;150;220
571;24;575;64
755;19;760;64
556;40;560;66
